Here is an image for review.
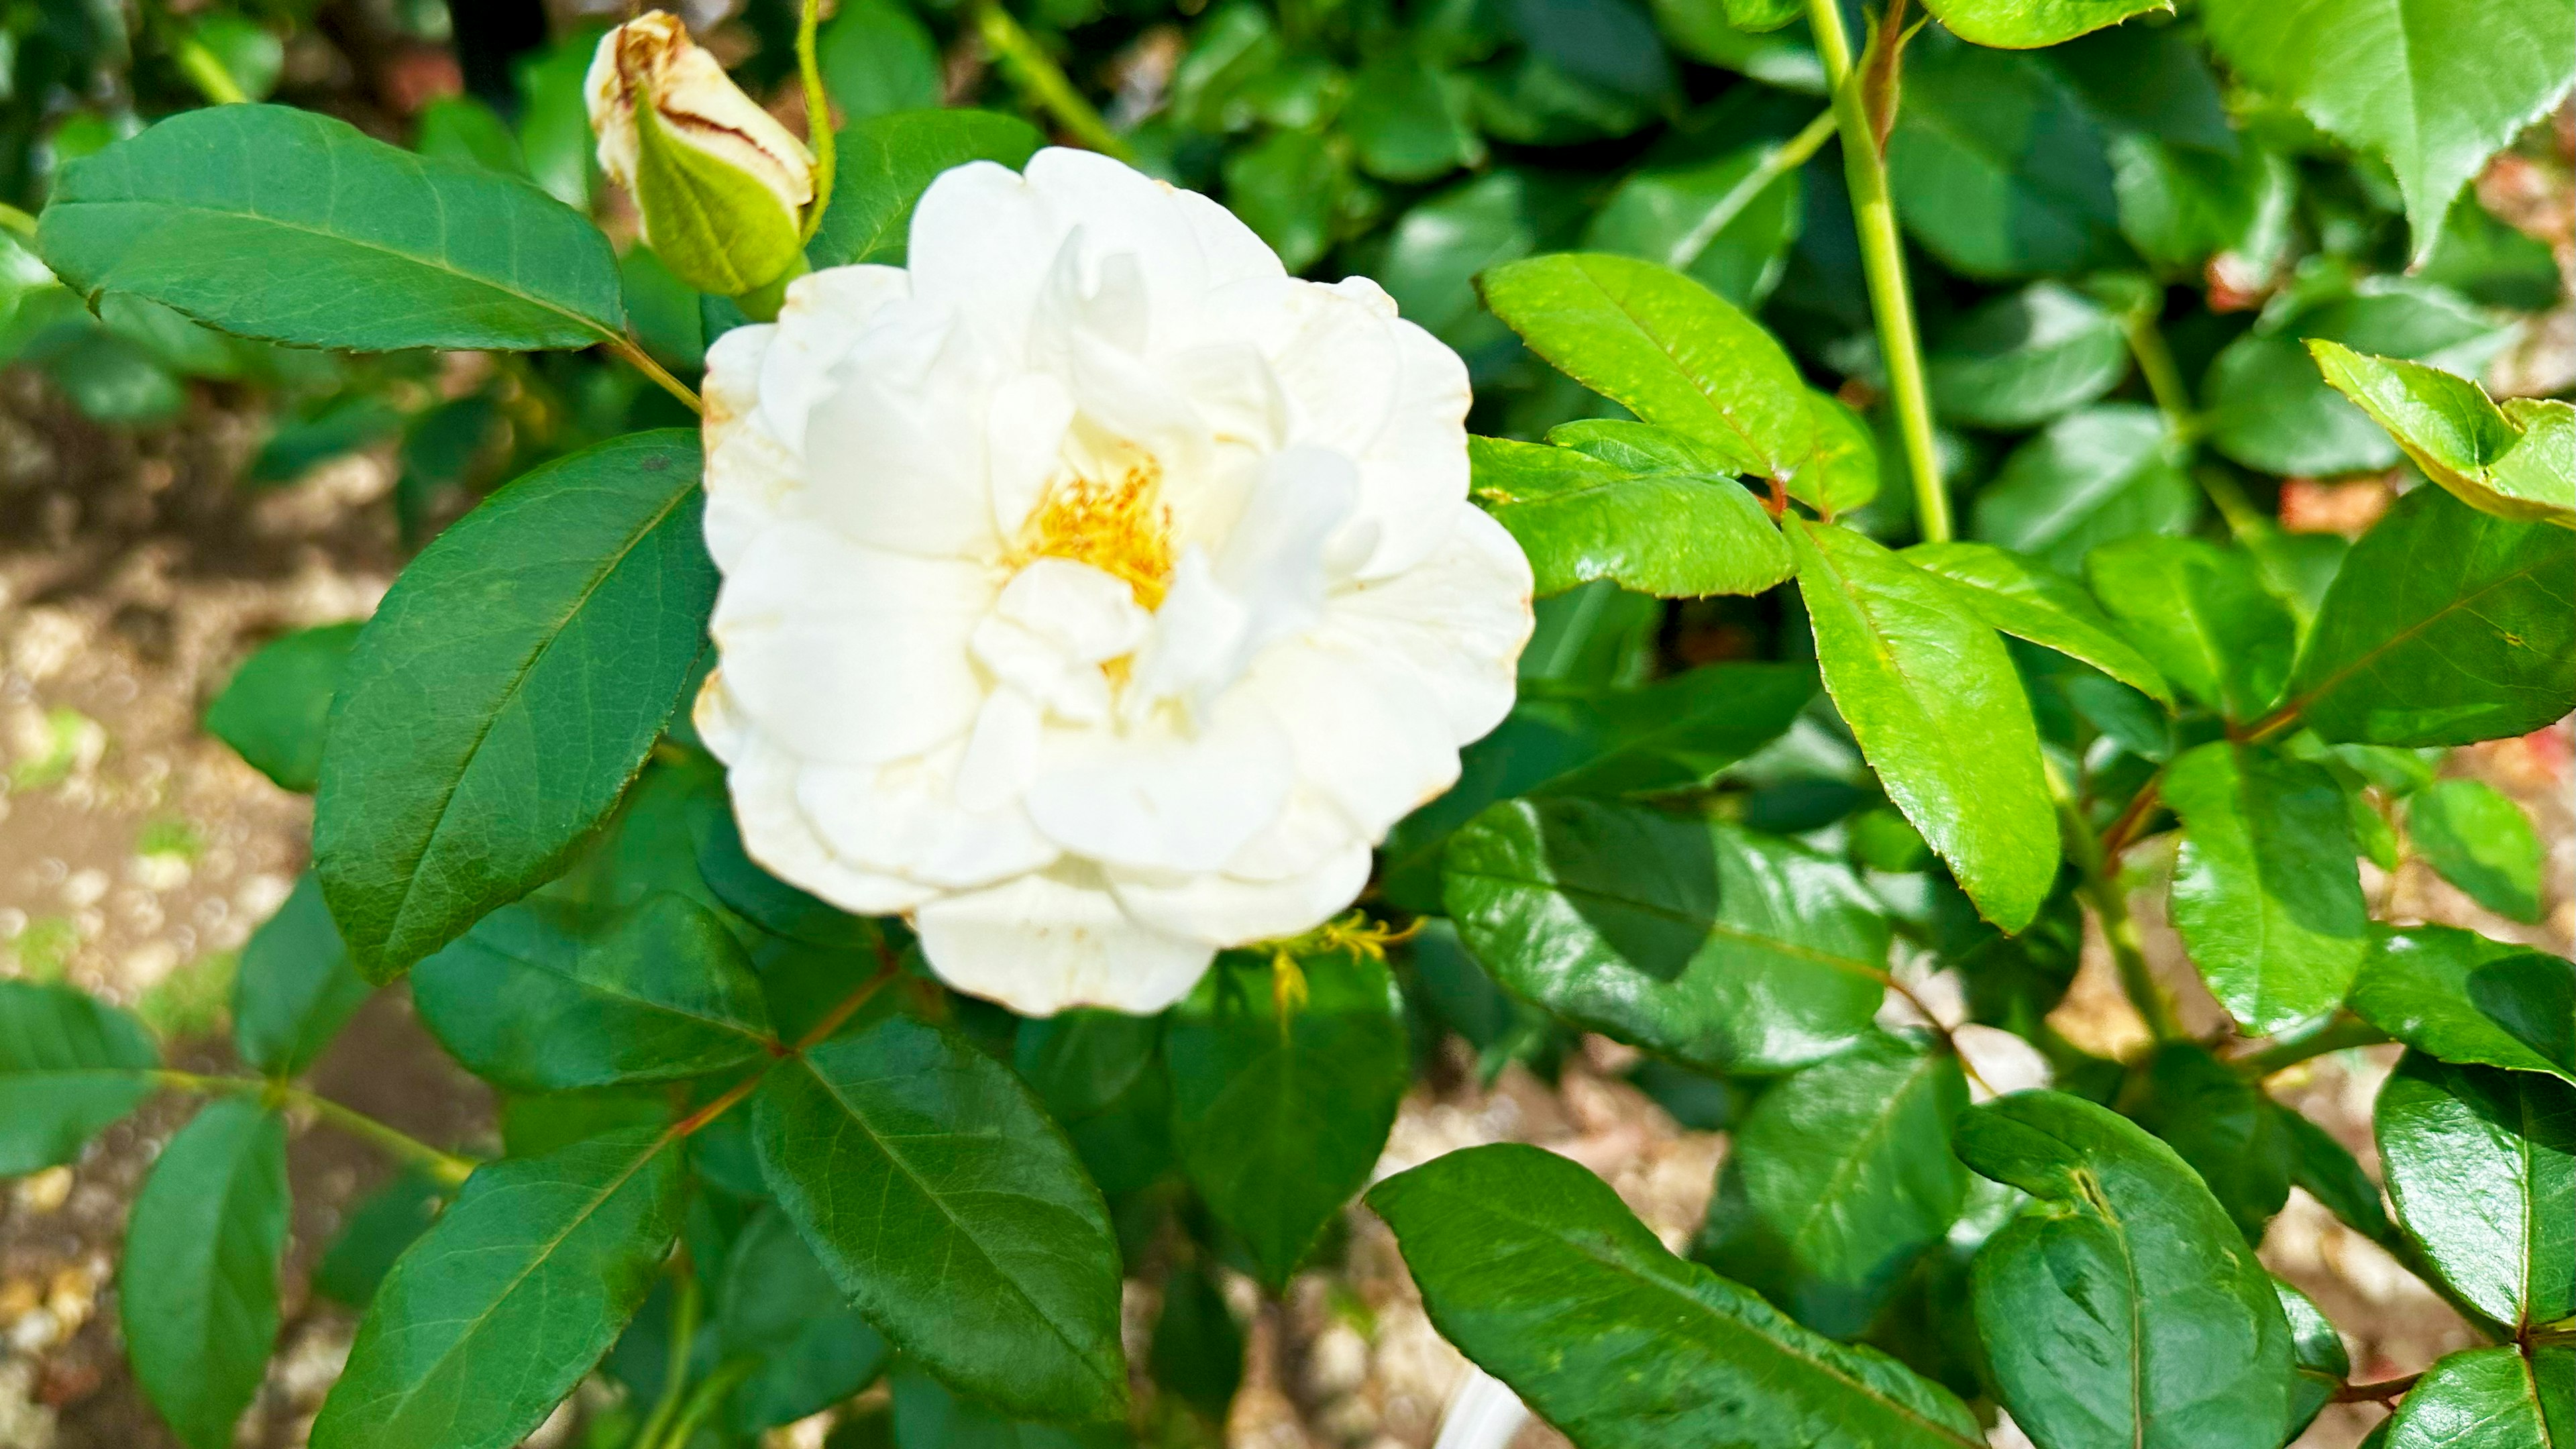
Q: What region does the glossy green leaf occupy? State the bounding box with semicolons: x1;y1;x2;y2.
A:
39;105;622;352
806;110;1044;269
1368;1142;1986;1448
2309;342;2576;529
1888;31;2122;279
2276;1279;2349;1437
2203;0;2576;261
203;622;359;794
2375;1053;2575;1329
718;1206;891;1434
122;1100;288;1449
1442;798;1888;1073
1919;0;2170;48
1733;1034;1969;1292
2381;1346;2567;1449
1791;518;2057;932
1468;430;1790;597
2163;742;2368;1036
314;431;716;982
2086;537;2294;722
2127;1041;2291;1243
2351;926;2576;1082
1903;540;2171;704
413;894;773;1093
1478;251;1814;479
1792;390;1882;516
0;979;158;1173
310;1126;683;1449
232;871;370;1079
2410;778;2545;922
1926;282;2130;429
754;1016;1128;1424
2202;285;2508;479
2289;482;2576;747
1960;1091;2295;1449
1972;405;2198;576
1167;951;1410;1285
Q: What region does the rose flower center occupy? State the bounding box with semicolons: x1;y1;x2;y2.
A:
1015;455;1177;610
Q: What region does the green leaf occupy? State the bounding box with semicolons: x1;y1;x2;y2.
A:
1442;798;1888;1073
414;95;529;177
2351;926;2576;1082
1222;128;1353;274
1466;431;1790;597
412;894;773;1093
1346;44;1481;184
1888;30;2123;279
2288;482;2576;747
887;1363;1127;1449
2279;1106;2403;1250
314;1169;447;1310
38;104;623;352
806;110;1044;269
2202;284;2508;479
1792;391;1882;516
2127;1042;2291;1244
1902;540;2171;704
1477;251;1815;480
1150;1256;1244;1421
203;622;359;793
2202;0;2576;262
2276;1279;2349;1437
2375;1054;2574;1330
1371;1142;1983;1447
1732;1034;1969;1292
0;979;158;1173
818;0;943;120
1927;282;2131;429
232;871;370;1079
2086;537;2294;722
1167;951;1409;1285
310;1126;683;1449
2380;1346;2567;1449
717;1207;891;1434
1960;1091;2295;1449
2163;742;2368;1036
1790;518;2057;932
754;1016;1128;1424
2309;342;2576;529
315;431;716;982
2410;778;2545;922
1919;0;2171;48
1972;405;2199;576
121;1100;288;1449
1581;140;1803;307
1015;1011;1171;1197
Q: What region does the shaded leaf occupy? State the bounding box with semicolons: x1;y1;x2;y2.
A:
203;623;360;794
2202;284;2508;478
717;1207;892;1434
2127;1041;2290;1244
1972;405;2198;576
1926;282;2130;429
2276;1279;2349;1437
0;979;158;1174
1888;31;2122;279
121;1099;288;1449
2410;778;2545;922
233;871;370;1079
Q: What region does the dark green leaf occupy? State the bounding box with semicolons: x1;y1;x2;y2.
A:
694;799;877;951
754;1016;1128;1424
1972;405;2199;576
1581;140;1803;307
1346;44;1481;183
2410;778;2546;922
2276;1279;2349;1436
1791;518;2058;932
718;1207;891;1434
1478;251;1815;480
887;1363;1128;1449
1368;1142;1986;1448
806;111;1044;269
1373;171;1542;362
1224;127;1353;274
2377;1055;2576;1330
1467;431;1790;597
2163;742;2368;1036
1960;1091;2295;1449
1150;1258;1244;1421
39;105;622;352
2352;926;2576;1082
413;894;773;1092
121;1099;287;1449
1732;1034;1969;1292
1651;0;1824;89
2127;1042;2291;1243
203;623;359;793
1903;540;2171;703
1926;282;2130;429
1167;951;1410;1285
2380;1346;2567;1449
1919;0;2170;48
1442;798;1888;1073
2289;482;2576;747
310;1126;683;1449
2086;537;2294;722
1888;30;2122;279
315;431;716;981
818;0;943;120
313;1170;447;1309
413;95;528;177
233;871;370;1079
2309;342;2575;529
0;979;158;1173
1014;1010;1171;1197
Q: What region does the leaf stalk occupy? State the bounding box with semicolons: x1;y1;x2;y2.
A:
153;1069;476;1187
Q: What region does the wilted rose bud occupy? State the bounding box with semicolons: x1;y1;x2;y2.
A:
585;11;815;299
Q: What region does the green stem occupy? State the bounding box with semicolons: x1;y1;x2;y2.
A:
628;1262;702;1449
2194;464;2267;547
603;331;704;414
1807;0;1946;541
2234;1014;2392;1077
0;203;36;241
173;35;250;105
975;1;1133;162
795;0;837;247
154;1071;476;1187
2123;307;2199;445
651;1359;757;1449
2046;762;2181;1044
1670;109;1837;273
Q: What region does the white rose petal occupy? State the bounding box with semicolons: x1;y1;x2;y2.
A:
700;148;1534;1014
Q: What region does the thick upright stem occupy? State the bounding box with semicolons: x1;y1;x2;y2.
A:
795;0;837;247
1807;0;1947;541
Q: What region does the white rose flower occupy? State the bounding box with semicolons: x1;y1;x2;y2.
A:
694;148;1534;1016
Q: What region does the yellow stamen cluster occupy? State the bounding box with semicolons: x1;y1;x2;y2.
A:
1263;912;1422;1025
1016;462;1175;609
